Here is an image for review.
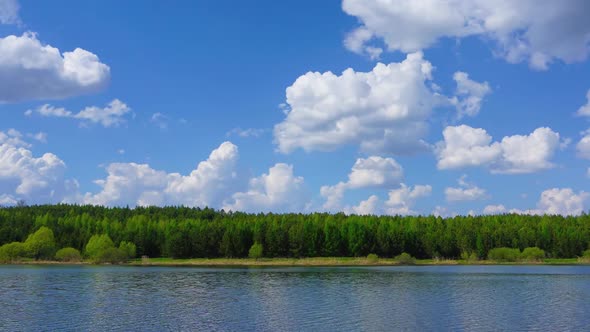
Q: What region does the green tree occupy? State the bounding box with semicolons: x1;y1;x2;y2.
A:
55;247;82;262
0;242;27;263
24;226;56;260
395;252;416;265
97;247;127;264
85;234;115;261
248;242;263;260
488;247;521;262
521;247;545;261
119;241;137;259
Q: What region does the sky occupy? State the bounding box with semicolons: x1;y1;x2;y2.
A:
0;0;589;216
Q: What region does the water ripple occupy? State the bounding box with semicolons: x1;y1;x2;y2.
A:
0;265;589;331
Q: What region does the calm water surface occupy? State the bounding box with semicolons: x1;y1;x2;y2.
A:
0;265;589;331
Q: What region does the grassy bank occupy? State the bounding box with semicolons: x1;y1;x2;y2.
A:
125;257;586;267
3;257;587;267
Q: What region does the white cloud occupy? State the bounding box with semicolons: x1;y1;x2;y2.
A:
450;71;491;118
385;183;432;215
577;89;590;117
321;156;403;210
483;204;507;215
445;175;487;202
436;125;561;174
27;100;131;127
342;0;590;69
343;195;380;215
577;130;590;159
85;142;241;208
339;183;431;216
0;128;29;147
538;188;588;215
0;131;77;204
0;33;110;102
0;0;18;25
0;194;17;205
85;163;170;207
507;188;588;216
432;205;457;218
224;163;308;213
274;52;444;155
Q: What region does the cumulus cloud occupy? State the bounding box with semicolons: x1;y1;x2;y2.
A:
482;204;507;215
450;72;491;118
436;125;561;174
384;184;432;215
85;142;241;208
511;188;589;216
0;33;110;102
0;128;29;147
321;156;403;210
0;0;19;24
26;100;131;127
432;205;458;218
445;175;487;202
342;0;590;69
577;89;590;117
537;188;588;215
340;183;431;216
274;52;444;155
343;195;380;215
0;130;77;204
274;52;491;155
224;163;308;213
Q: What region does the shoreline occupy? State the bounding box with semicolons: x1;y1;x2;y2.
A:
2;257;588;267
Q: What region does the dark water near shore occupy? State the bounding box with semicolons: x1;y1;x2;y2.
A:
1;265;589;331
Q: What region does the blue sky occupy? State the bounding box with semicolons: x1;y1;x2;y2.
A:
1;0;589;215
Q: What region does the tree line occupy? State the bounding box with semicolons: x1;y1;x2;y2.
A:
0;205;589;259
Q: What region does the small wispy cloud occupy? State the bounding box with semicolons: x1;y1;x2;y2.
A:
226;127;267;138
25;100;132;128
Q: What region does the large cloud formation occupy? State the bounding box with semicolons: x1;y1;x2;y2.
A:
274;52;487;155
0;129;77;204
85;142;241;207
484;188;588;216
85;142;311;212
0;33;110;102
436;125;561;174
274;52;437;154
343;0;590;69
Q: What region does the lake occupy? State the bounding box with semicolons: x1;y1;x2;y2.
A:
1;265;589;331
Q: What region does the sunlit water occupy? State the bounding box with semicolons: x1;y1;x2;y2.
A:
1;265;589;331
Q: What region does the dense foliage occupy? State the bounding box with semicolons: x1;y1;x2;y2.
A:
0;205;589;259
55;247;82;262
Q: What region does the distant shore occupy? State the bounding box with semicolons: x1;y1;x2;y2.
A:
3;257;588;267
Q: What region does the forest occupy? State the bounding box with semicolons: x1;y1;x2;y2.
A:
0;204;589;260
